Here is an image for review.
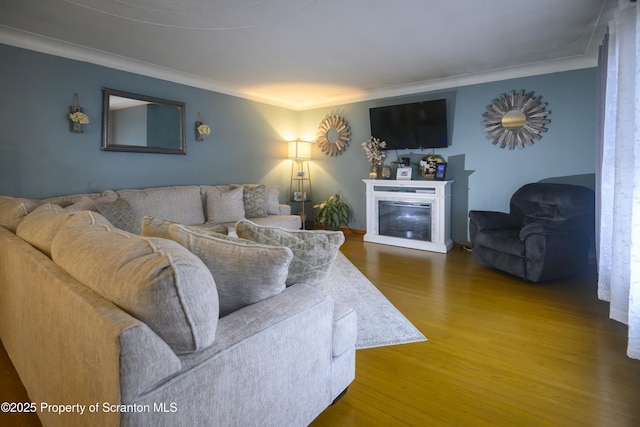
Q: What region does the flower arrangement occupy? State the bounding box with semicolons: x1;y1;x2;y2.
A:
69;111;90;124
197;124;211;136
362;136;387;165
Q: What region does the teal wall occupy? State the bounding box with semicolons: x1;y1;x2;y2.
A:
0;44;596;242
0;44;297;200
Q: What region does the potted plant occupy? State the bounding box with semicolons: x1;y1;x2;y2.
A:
313;194;351;230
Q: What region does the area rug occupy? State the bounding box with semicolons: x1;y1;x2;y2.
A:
319;252;427;349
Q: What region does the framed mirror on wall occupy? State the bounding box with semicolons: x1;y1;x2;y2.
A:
101;88;186;154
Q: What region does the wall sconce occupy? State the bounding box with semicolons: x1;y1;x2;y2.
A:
288;140;312;229
68;92;89;133
195;112;211;141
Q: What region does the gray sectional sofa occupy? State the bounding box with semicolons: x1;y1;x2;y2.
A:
0;184;356;427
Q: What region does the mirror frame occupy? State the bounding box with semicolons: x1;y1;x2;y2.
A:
316;115;351;156
101;88;187;154
482;89;551;150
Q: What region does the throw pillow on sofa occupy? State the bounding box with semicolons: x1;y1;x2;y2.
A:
204;186;246;224
96;198;138;234
64;190;118;212
231;184;268;218
141;215;228;240
51;213;220;354
168;223;292;317
265;186;281;215
235;219;345;287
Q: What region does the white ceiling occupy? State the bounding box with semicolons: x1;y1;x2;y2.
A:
0;0;616;110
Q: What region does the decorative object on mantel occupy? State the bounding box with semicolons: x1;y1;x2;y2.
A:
434;162;448;181
68;93;89;133
362;136;386;179
396;167;412;180
482;89;551;149
195;112;211;141
380;164;392;179
419;153;445;179
317;115;350;156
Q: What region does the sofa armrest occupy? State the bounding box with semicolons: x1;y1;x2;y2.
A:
278;203;291;215
179;284;334;369
130;284;342;427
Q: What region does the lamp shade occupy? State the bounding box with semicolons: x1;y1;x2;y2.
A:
288;140;311;160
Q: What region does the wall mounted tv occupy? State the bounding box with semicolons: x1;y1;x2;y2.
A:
369;99;448;150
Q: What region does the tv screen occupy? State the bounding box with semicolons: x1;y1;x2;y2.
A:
369;99;448;150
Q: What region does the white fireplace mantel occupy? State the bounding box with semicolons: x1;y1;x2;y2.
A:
362;179;453;253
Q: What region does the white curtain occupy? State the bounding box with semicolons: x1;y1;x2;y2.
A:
597;0;640;360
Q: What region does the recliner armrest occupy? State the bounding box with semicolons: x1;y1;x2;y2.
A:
519;220;586;240
469;210;521;231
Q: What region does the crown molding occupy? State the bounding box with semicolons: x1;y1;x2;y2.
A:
0;26;255;103
0;25;598;112
298;55;598;111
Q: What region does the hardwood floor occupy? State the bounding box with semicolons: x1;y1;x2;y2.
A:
1;235;639;426
311;235;640;426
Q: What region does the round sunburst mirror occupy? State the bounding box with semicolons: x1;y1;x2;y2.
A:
317;115;350;156
482;90;551;149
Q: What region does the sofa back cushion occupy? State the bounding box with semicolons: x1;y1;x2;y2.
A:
16;204;112;256
0;196;39;232
64;191;119;212
42;190;118;211
167;224;292;317
51;214;219;354
117;185;206;233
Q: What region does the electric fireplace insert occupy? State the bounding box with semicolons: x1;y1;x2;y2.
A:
378;200;432;242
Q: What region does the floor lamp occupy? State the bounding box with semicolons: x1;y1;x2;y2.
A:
288;140;312;229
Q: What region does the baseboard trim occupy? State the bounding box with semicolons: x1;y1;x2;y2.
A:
454;241;472;250
339;227;366;237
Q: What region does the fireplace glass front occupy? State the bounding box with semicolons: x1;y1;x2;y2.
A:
378;200;431;242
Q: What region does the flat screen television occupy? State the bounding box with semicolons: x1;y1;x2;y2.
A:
369;99;448;150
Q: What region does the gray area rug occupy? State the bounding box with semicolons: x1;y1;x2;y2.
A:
319;252;427;349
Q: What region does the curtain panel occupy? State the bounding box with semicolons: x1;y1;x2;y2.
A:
597;0;640;360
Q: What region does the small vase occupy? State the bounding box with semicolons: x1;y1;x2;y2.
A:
381;165;392;179
369;164;379;179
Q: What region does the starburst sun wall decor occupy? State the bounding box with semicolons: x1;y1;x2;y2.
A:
482;89;551;149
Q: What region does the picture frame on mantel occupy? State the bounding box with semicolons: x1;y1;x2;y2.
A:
434;163;447;181
396;167;412;180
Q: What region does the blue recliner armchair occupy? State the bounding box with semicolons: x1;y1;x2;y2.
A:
468;183;595;283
